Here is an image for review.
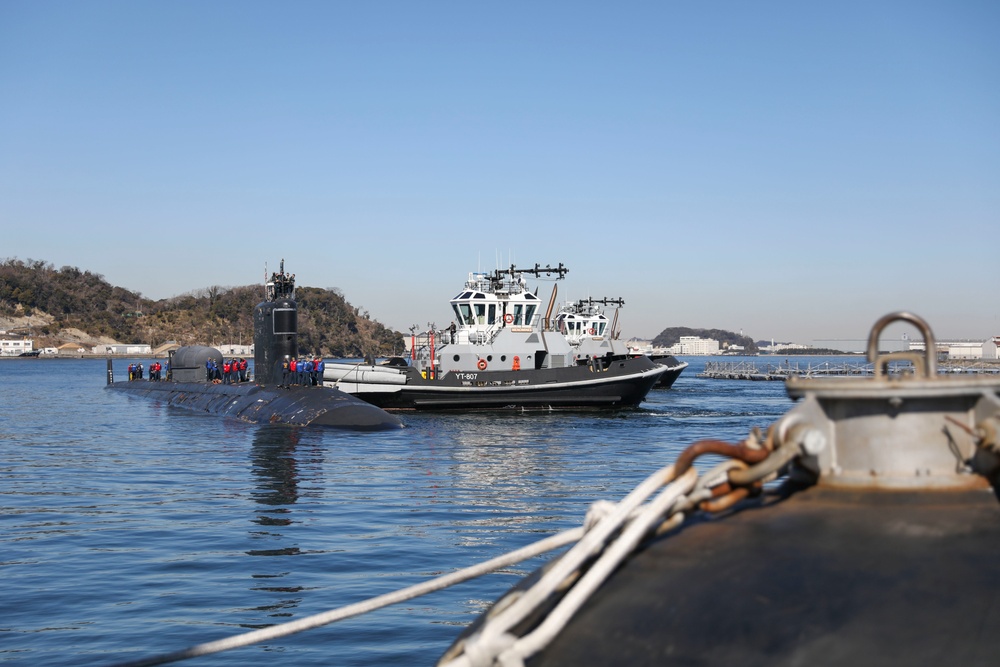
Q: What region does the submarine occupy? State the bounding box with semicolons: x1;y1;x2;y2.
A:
105;261;403;431
438;312;1000;666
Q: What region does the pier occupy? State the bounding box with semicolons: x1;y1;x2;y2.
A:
697;359;1000;381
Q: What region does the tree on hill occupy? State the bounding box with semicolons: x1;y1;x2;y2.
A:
0;258;145;341
652;326;759;354
0;257;404;356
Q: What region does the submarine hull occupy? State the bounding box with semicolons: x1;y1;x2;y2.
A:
106;380;402;431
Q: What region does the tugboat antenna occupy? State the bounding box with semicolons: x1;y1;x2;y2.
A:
491;263;569;285
577;297;625;309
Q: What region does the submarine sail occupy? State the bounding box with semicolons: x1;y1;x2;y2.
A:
254;259;297;386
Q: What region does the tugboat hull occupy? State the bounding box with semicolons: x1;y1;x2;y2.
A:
330;357;669;411
649;354;687;388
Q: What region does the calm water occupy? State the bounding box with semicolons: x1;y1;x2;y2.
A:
0;356;839;666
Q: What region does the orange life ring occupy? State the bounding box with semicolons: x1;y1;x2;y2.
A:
588;328;596;335
504;313;514;324
477;359;488;371
512;355;521;371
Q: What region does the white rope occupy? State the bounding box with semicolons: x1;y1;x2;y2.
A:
110;454;762;667
496;467;700;666
109;528;584;667
442;467;697;667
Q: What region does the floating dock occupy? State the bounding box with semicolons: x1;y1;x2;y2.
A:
697;359;1000;380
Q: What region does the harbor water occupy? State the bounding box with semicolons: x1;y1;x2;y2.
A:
0;356;839;666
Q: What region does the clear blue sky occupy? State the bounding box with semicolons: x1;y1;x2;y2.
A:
2;1;997;346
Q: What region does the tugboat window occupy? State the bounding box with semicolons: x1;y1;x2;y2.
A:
487;304;496;324
455;303;473;324
475;303;486;324
453;355;460;362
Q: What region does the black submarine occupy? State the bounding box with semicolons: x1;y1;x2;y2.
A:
105;261;403;431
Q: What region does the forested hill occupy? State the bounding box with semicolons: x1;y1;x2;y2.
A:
652;326;759;354
0;258;404;357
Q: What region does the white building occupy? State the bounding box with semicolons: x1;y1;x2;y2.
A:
97;344;153;355
0;337;33;356
760;342;810;353
910;338;998;360
674;336;721;355
218;344;254;356
946;342;984;360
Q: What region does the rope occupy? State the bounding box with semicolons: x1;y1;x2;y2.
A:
109;440;797;667
107;529;584;667
440;466;698;667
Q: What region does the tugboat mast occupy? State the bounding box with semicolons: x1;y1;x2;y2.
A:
489;263;568;290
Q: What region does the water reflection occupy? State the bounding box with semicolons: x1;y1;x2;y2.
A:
398;412;621;553
250;426;300;522
245;426;306;621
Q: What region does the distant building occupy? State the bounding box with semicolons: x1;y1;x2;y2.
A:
153;342;182;356
672;336;720;355
97;344;153;355
910;338;997;360
219;344;254;356
0;337;33;356
946;342;984;360
57;343;88;355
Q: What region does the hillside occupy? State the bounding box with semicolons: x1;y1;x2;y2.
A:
0;258;404;357
652;326;759;354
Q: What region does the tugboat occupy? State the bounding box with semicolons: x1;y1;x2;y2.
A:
553;296;687;389
105;262;403;431
438;312;1000;665
324;264;672;411
647;351;686;388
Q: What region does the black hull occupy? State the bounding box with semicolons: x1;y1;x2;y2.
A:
348;357;667;411
649;354;687;389
445;484;1000;665
106;380;403;430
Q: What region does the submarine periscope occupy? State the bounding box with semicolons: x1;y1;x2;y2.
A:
105;261;403;431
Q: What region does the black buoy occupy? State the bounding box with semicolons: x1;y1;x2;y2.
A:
439;312;1000;665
